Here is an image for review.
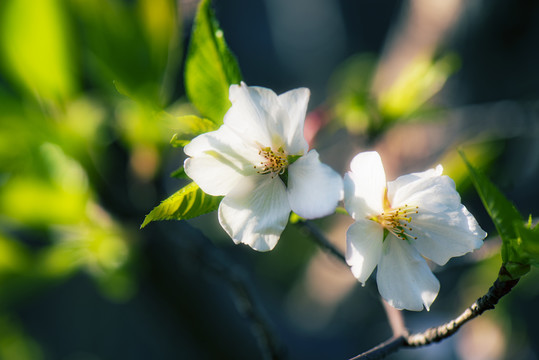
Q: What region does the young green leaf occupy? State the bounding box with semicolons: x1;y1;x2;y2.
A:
516;221;539;267
170;166;188;179
168;114;218;147
459;150;525;267
184;0;242;124
140;182;222;228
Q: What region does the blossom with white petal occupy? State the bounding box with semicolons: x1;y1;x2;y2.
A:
344;151;486;311
184;82;343;251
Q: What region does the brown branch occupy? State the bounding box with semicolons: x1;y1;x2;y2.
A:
349;336;407;360
349;265;520;360
202;242;287;360
405;273;519;347
382;299;407;337
299;220;346;263
161;222;286;360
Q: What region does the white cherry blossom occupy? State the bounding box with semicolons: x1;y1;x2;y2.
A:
184;82;343;251
344;151;486;311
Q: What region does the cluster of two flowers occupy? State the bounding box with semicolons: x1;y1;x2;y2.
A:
184;82;486;312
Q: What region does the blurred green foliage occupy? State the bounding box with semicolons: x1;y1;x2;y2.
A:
329;53;459;137
0;0;186;353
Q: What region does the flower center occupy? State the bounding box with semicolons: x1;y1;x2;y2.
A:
255;146;289;177
372;189;419;241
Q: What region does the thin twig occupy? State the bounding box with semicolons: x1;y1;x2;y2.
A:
299;220;346;263
165;223;286;360
349;266;520;359
349;336;407;360
209;259;286;360
406;273;519;347
382;299;407;337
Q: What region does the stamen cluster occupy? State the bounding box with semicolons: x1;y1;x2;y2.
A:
256;146;288;177
376;204;419;241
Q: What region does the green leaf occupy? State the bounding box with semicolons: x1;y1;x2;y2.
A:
517;221;539;267
169;114;218;147
141;182;222;228
184;0;242;124
459;150;524;265
289;212;304;224
170;166;188;179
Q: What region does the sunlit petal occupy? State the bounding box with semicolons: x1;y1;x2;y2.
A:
344;151;386;220
377;236;440;311
287;150;343;219
410;205;486;265
184;125;258;195
218;175;290;251
346;219;383;285
277;87;310;155
388;165;460;212
224;82;283;147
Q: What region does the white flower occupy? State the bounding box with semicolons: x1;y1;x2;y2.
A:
344;151;486;311
184;82;343;251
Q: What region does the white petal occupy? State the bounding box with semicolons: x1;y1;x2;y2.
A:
409;205;486;265
377;236;440;311
184;125;258;196
218;175;290;251
225;82;285;148
286;150;343;219
388;165;461;213
346;219;383;285
344;151;386;220
277;87;310;155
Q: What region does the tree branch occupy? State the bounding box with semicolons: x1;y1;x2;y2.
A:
405;273;519;347
299;220;346;263
382;299;407;337
162;222;286;360
200;239;286;360
348;265;520;359
349;336;407;360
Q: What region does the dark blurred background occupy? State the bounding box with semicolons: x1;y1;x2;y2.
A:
0;0;538;359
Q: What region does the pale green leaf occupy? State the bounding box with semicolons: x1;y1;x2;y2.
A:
459;150;524;265
517;221;539;267
170;166;188;179
141;182;222;228
184;0;242;124
169;114;218;147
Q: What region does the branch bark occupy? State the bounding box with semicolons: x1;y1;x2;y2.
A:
405;273;519;347
299;220;346;263
349;266;520;360
200;239;287;360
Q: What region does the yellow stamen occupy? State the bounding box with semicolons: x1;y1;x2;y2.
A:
255;146;289;178
373;189;419;241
